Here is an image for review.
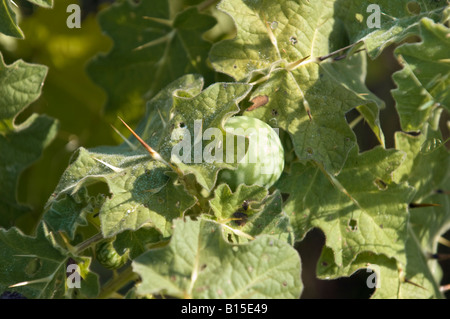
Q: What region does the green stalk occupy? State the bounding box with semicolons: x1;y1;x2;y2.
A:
97;266;139;299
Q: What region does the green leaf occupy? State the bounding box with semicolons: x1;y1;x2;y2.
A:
76;257;100;298
0;0;24;38
398;230;443;298
317;115;449;299
45;147;194;238
392;18;450;131
0;54;47;121
409;180;450;254
336;0;447;59
2;0;117;221
114;226;163;260
0;222;67;298
210;0;384;174
133;217;302;298
0;0;53;39
316;247;402;298
43;191;91;240
45;76;250;238
157;81;252;191
210;184;295;244
277;146;415;267
209;184;268;222
317;237;443;299
394;112;450;253
394;120;449;201
87;0;217;120
0;54;58;227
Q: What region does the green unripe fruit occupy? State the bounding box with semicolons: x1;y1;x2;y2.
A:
217;116;284;190
95;240;129;270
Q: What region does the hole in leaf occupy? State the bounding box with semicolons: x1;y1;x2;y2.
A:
406;1;421;15
374;178;388;190
405;130;421;136
289;36;297;45
25;257;42;277
349;219;358;231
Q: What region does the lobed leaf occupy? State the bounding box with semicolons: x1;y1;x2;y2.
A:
133;217;302;298
392;18;450;131
210;0;384;174
87;0;217;121
336;0;447;59
0;0;23;38
0;53;58;228
0;0;53;39
0;222;68;298
277;146;415;267
210;184;295;244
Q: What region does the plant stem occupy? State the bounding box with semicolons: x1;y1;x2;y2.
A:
97;266;139;299
74;233;104;255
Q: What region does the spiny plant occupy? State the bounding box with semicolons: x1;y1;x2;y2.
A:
0;0;449;299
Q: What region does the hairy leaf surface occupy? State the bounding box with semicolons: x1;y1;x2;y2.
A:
88;0;217;121
0;54;58;227
277;146;415;267
133;217;302;298
210;0;384;174
392;18;450;131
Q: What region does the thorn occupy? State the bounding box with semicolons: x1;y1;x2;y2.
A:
58;231;73;249
438;236;450;248
333;54;347;61
111;124;137;150
142;16;172;27
156;107;167;128
440;283;450;292
92;157;123;173
118;117;179;173
307;109;312;121
261;12;280;57
285;55;312;71
436;189;450;195
119;117;159;158
428;253;450;261
403;277;427;290
9;275;53;288
317;41;363;62
133;31;174;51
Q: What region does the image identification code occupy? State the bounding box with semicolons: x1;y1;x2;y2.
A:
181;303;268;316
